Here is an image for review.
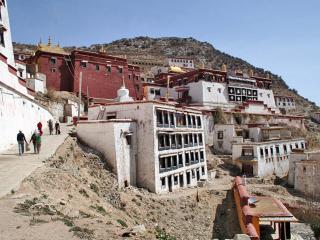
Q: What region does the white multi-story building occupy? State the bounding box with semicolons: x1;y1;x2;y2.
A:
232;139;305;178
166;57;194;69
287;150;320;200
274;95;296;110
78;100;208;193
0;0;52;152
152;69;279;114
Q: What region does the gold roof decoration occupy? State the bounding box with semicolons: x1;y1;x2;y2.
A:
221;63;227;72
249;69;254;77
168;66;186;73
37;36;68;55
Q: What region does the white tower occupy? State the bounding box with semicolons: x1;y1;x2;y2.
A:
114;77;133;102
0;0;15;66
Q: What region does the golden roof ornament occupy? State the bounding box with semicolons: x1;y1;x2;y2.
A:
221;64;227;72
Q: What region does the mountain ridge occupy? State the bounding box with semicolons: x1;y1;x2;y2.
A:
13;36;319;112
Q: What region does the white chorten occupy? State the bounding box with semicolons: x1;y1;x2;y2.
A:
115;77;133;102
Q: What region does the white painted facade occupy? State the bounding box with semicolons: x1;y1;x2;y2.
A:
274;96;296;110
26;73;46;93
166;57;194;69
232;139;305;178
87;101;208;193
15;61;27;79
77;120;137;188
0;1;53;152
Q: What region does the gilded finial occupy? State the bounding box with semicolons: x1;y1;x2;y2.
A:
99;45;106;53
57;41;60;47
38;38;42;47
221;64;227;72
48;36;51;46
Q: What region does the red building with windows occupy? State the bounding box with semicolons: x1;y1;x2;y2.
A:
27;41;142;100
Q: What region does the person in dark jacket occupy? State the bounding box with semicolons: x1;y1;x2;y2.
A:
55;121;60;135
29;131;37;154
17;130;27;156
48;119;53;135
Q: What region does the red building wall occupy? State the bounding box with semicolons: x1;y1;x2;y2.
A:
71;50;141;99
28;51;73;91
29;50;142;100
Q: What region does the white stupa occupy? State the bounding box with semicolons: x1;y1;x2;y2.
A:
114;77;134;102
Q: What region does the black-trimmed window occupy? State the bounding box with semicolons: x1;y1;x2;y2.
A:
80;61;87;68
118;67;123;74
50;57;56;65
95;64;100;71
106;65;111;73
218;131;223;140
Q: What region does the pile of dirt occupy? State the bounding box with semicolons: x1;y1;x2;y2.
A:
0;137;240;240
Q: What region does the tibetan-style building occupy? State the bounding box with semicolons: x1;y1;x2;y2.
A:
26;41;142;100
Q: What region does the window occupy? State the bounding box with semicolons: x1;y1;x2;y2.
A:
201;166;205;175
0;32;4;47
192;170;195;178
174;175;178;185
260;148;264;157
19;71;23;78
118;67;123;74
106;65;112;72
51;68;56;73
155;89;161;96
128;75;131;80
217;131;224;140
161;177;166;187
198;134;203;145
301;142;305;149
218;88;221;93
197;116;201;128
80;61;87;68
95;64;100;71
150;88;155;94
50;57;56;65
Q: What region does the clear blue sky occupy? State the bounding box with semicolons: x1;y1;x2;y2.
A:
8;0;320;105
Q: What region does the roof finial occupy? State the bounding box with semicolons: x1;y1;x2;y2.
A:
122;75;126;88
221;63;227;72
57;41;60;47
48;36;52;46
38;38;42;47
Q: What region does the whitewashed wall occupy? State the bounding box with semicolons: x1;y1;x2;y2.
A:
77;120;137;188
0;86;52;152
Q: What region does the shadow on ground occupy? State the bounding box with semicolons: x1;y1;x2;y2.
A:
212;190;241;239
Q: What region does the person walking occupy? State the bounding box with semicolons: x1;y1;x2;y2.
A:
48;119;53;135
35;132;42;154
17;130;27;156
37;122;43;136
29;131;38;154
55;121;60;135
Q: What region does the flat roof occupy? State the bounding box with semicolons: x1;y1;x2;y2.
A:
249;197;296;220
89;100;203;114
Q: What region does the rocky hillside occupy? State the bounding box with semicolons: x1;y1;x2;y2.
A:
13;37;319;113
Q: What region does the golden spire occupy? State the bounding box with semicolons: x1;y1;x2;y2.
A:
48;36;51;46
221;64;227;72
99;45;107;54
38;38;42;47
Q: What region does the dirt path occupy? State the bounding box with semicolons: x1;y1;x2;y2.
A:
0;124;70;198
